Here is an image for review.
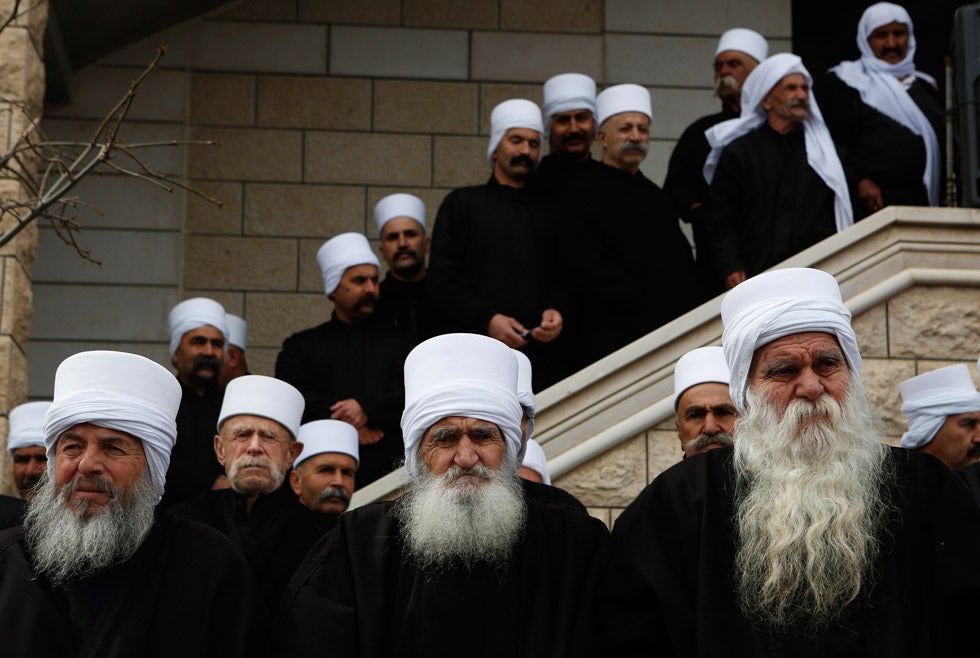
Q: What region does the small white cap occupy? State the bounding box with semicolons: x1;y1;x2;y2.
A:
543;72;597;121
596;83;652;127
374;193;427;235
899;364;980;449
487;99;544;167
7;401;51;453
218;375;305;440
168;297;228;358
316;233;380;296
521;439;551;485
225;314;247;351
715;28;769;63
673;346;731;411
295;419;360;467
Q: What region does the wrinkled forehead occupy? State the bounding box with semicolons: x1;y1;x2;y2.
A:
750;331;845;371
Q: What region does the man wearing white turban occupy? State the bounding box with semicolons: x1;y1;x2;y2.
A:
820;3;942;216
602;268;980;656
664;28;768;297
0;350;257;657
429;99;569;389
276;232;407;488
561;83;701;368
672;345;737;458
280;334;609;657
701;53;853;291
898;364;980;470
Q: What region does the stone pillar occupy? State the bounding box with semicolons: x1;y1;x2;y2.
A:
0;1;47;495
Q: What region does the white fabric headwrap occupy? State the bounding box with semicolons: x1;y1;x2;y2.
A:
512;349;536;454
899;364;980;449
486;99;544;168
715;28;769;63
296;419;360;467
673;346;731;411
225;314;247;351
542;73;597;140
374;193;426;235
596;83;652;127
401;334;523;477
704;53;854;233
43;351;181;500
829;2;939;206
7;401;50;453
168;297;228;358
316;232;380;297
720;268;861;415
521;439;551;485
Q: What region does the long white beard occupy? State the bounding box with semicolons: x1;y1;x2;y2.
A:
24;469;157;586
733;382;891;630
396;453;526;574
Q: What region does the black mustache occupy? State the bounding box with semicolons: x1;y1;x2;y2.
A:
510;154;535;169
561;131;588;144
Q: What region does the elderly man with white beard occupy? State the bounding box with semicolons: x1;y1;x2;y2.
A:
0;351;257;657
279;333;609;658
601;268;980;657
170;374;332;614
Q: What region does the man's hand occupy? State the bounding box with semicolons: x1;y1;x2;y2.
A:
357;427;384;445
531;308;563;343
487;313;529;348
330;398;368;428
725;270;747;289
857;178;884;213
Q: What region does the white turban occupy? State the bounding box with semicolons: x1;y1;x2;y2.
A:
596;83;652;127
715;28;769;63
316;233;380;296
43;351;182;499
7;401;50;453
720;268;861;415
168;297;228;358
512;349;536;452
704;53;854;233
401;334;523;477
521;439;551;485
373;193;426;235
899;364;980;449
226;314;247;351
218;375;305;440
673;346;731;411
829;2;939;206
542;73;597;139
487;99;544;167
295;419;360;468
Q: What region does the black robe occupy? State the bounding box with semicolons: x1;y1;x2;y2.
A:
160;378;224;509
429;176;570;389
700;123;838;285
278;479;610;658
275;314;407;487
375;273;436;349
601;446;980;657
818;72;943;216
0;494;24;530
954;462;980;508
527;152;600;199
169;482;333;610
0;513;258;657
561;162;702;368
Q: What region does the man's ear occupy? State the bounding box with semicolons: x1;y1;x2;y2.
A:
289;468;302;496
214;434;226;467
288;441;304;467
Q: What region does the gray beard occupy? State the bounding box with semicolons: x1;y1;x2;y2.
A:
733;382;891;631
395;452;526;575
24;469;157;587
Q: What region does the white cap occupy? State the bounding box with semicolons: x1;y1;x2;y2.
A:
899;364;980;449
44;351;182;499
7;401;51;453
715;28;769;63
218;375;305;440
374;193;427;235
487;99;544;167
521;438;551;485
168;297;228;358
225;314;247;351
295;419;360;467
721;268;861;415
401;334;523;476
316;233;380;296
596;83;652;127
673;346;731;411
543;72;597;135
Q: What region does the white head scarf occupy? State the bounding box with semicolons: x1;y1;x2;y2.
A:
316;233;380;296
673;346;731;411
225;314;247;351
704;53;854;233
43;351;182;499
218;375;305;440
373;193;426;235
542;73;598;140
521;439;551;485
168;297;228;358
7;401;50;453
295;419;360;467
899;364;980;449
512;349;536;452
829;2;939;206
596;83;652;127
715;28;769;63
401;334;523;477
487;99;544;168
720;268;861;415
